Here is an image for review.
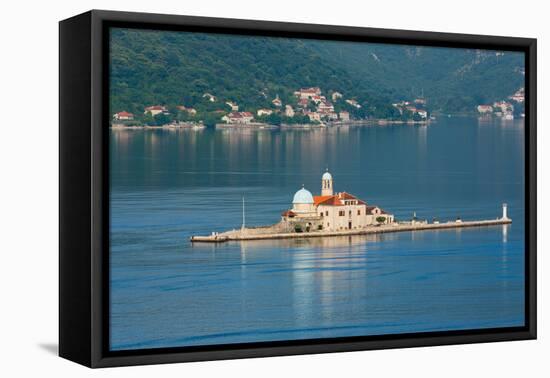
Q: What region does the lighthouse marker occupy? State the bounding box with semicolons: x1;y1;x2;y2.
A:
502;203;508;220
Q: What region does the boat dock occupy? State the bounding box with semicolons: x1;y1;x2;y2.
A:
190;217;512;243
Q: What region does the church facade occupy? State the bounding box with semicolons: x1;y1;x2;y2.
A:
281;170;394;232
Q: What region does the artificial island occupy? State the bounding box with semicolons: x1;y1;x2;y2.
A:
190;170;511;243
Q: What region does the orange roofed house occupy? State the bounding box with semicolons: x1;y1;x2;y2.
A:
144;105;169;116
221;111;254;124
281;170;394;232
113;111;134;121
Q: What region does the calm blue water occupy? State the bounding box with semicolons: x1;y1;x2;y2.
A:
109;117;525;351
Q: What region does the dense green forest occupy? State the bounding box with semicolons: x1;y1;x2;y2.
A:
109;28;525;124
310;40;524;112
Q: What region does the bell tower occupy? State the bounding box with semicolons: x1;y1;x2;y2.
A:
321;169;333;196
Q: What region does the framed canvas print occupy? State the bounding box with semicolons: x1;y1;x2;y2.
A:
59;10;537;368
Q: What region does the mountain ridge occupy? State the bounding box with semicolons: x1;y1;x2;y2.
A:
109;28;525;119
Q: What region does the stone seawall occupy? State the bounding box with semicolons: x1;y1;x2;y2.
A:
215;123;278;130
190;218;512;243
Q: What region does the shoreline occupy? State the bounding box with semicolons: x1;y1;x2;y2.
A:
215;122;278;130
110;119;432;130
190;217;512;243
111;123;206;130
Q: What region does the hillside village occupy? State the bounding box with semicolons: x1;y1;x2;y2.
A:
111;86;431;128
112;85;525;129
476;87;525;119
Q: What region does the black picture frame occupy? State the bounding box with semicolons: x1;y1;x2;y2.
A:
59;9;537;368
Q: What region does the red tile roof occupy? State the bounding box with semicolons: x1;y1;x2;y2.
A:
365;206;379;213
227;112;254;119
300;87;321;93
365;205;388;215
314;195;335;206
313;192;368;207
314;195;343;206
115;111;133;117
337;192;366;204
145;105;167;111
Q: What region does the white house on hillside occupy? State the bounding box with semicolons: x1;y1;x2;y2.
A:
272;96;282;107
113;111;134;121
331;92;343;101
203;93;216;102
285;105;295;117
144;105;168;116
226;101;239;111
257;108;273;116
222;112;254;124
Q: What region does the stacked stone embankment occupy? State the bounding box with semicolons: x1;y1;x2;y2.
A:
190;218;511;243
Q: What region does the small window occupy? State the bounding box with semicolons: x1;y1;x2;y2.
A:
349;210;352;216
326;211;329;216
357;210;361;216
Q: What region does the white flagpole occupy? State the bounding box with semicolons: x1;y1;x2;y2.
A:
242;196;245;230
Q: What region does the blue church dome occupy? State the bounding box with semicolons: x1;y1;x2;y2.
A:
322;171;332;180
293;187;314;204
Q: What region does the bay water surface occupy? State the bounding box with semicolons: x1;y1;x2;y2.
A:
110;117;525;350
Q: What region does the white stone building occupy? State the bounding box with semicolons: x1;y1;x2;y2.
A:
272;96;282;107
285;105;295;117
144;105;168;116
416;109;428;119
477;105;493;114
113;111;134;121
226;101;239;111
317;100;334;113
281;170;394;232
221;112;254;124
304;111;321;122
509;88;524;103
339;111;350;121
345;99;361;108
257;108;273;116
203;93;216;102
331;91;343;101
295;87;322;99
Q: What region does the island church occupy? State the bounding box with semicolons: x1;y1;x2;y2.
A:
281;170;394;232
